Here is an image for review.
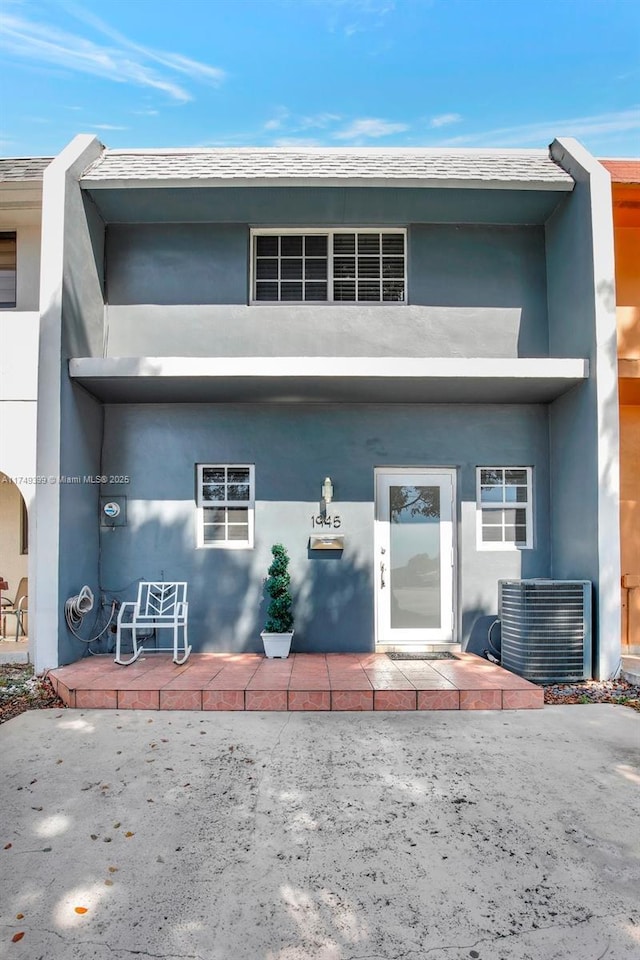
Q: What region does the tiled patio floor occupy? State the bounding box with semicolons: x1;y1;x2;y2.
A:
49;652;543;711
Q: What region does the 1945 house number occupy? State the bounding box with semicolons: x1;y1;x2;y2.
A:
311;514;342;528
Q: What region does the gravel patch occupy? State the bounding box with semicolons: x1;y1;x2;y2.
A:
544;678;640;711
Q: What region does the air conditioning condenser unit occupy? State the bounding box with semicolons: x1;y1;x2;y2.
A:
498;579;592;684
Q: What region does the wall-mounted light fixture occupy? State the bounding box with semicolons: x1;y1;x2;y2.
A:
321;476;334;507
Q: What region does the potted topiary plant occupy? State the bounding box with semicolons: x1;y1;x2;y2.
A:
261;543;294;658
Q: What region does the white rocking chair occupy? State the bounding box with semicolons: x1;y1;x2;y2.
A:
115;582;191;666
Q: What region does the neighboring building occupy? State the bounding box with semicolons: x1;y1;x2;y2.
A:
34;136;620;678
601;159;640;651
0;158;50;633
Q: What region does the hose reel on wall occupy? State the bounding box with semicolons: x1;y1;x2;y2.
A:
64;585;116;646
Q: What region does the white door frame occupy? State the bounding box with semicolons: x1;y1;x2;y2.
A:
374;467;457;648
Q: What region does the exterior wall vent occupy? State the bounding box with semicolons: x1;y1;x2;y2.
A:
498;579;592;683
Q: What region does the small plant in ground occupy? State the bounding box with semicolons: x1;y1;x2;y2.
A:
578;695;591;704
263;544;294;633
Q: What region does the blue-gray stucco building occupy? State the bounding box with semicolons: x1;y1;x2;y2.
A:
33;136;621;678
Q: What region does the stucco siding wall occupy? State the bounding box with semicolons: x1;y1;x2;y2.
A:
104;222;548;359
36;135;105;671
93;402;550;655
56;380;103;665
546;140;619;678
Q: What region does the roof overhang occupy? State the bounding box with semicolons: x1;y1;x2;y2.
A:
82;175;573;192
69;356;589;404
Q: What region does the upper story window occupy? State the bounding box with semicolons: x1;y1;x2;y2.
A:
196;464;255;549
252;229;406;304
476;467;533;550
0;232;17;308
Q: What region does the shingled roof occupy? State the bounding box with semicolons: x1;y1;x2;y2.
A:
600;159;640;184
81;147;574;189
0;157;52;182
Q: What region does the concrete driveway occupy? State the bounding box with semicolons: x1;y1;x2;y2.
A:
1;706;638;960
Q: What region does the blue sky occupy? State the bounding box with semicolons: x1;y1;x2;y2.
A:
1;0;639;158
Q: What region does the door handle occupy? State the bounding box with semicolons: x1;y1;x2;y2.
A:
380;561;386;589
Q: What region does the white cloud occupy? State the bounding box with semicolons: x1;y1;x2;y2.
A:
333;117;409;139
0;8;225;104
132;109;159;117
89;123;128;131
297;112;342;130
320;0;396;36
436;108;640;148
430;113;462;129
264;109;342;136
264;107;290;131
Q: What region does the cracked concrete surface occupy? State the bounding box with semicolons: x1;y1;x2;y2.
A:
0;706;638;960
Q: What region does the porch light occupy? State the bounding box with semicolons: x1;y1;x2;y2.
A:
322;477;334;505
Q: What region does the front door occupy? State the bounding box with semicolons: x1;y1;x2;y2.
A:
375;469;455;646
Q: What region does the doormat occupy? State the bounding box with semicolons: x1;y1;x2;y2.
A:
387;652;459;661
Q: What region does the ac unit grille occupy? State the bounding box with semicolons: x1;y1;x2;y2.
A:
498;580;592;684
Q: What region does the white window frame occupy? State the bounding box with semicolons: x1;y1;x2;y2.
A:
250;227;407;305
475;466;533;551
196;464;255;550
0;231;17;310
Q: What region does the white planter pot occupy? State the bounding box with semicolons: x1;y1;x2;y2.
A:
261;630;294;659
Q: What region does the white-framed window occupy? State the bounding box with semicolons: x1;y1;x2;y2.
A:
196;464;255;549
251;228;406;304
0;232;17;309
476;467;533;550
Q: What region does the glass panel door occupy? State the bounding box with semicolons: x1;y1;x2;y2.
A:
375;470;454;645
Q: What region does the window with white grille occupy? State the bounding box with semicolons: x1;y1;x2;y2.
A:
196;464;254;548
252;229;406;303
476;467;533;549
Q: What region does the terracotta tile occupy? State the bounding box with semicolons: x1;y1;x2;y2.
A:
374;690;417;711
288;691;331;711
117;690;160;710
75;689;118;709
160;673;217;690
331;690;374;711
245;690;288;711
367;676;415;690
327;658;373;688
326;654;364;667
117;677;174;691
56;682;75;707
247;662;292;689
206;670;259;690
502;689;544;709
355;655;379;669
160;689;203;710
84;675;134;691
202;690;245;711
459;689;503;711
50;671;85;689
410;679;458;691
289;677;330;690
417;689;460;710
329;677;373;690
498;674;540;690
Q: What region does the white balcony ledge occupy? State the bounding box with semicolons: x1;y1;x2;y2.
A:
69;356;589;404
